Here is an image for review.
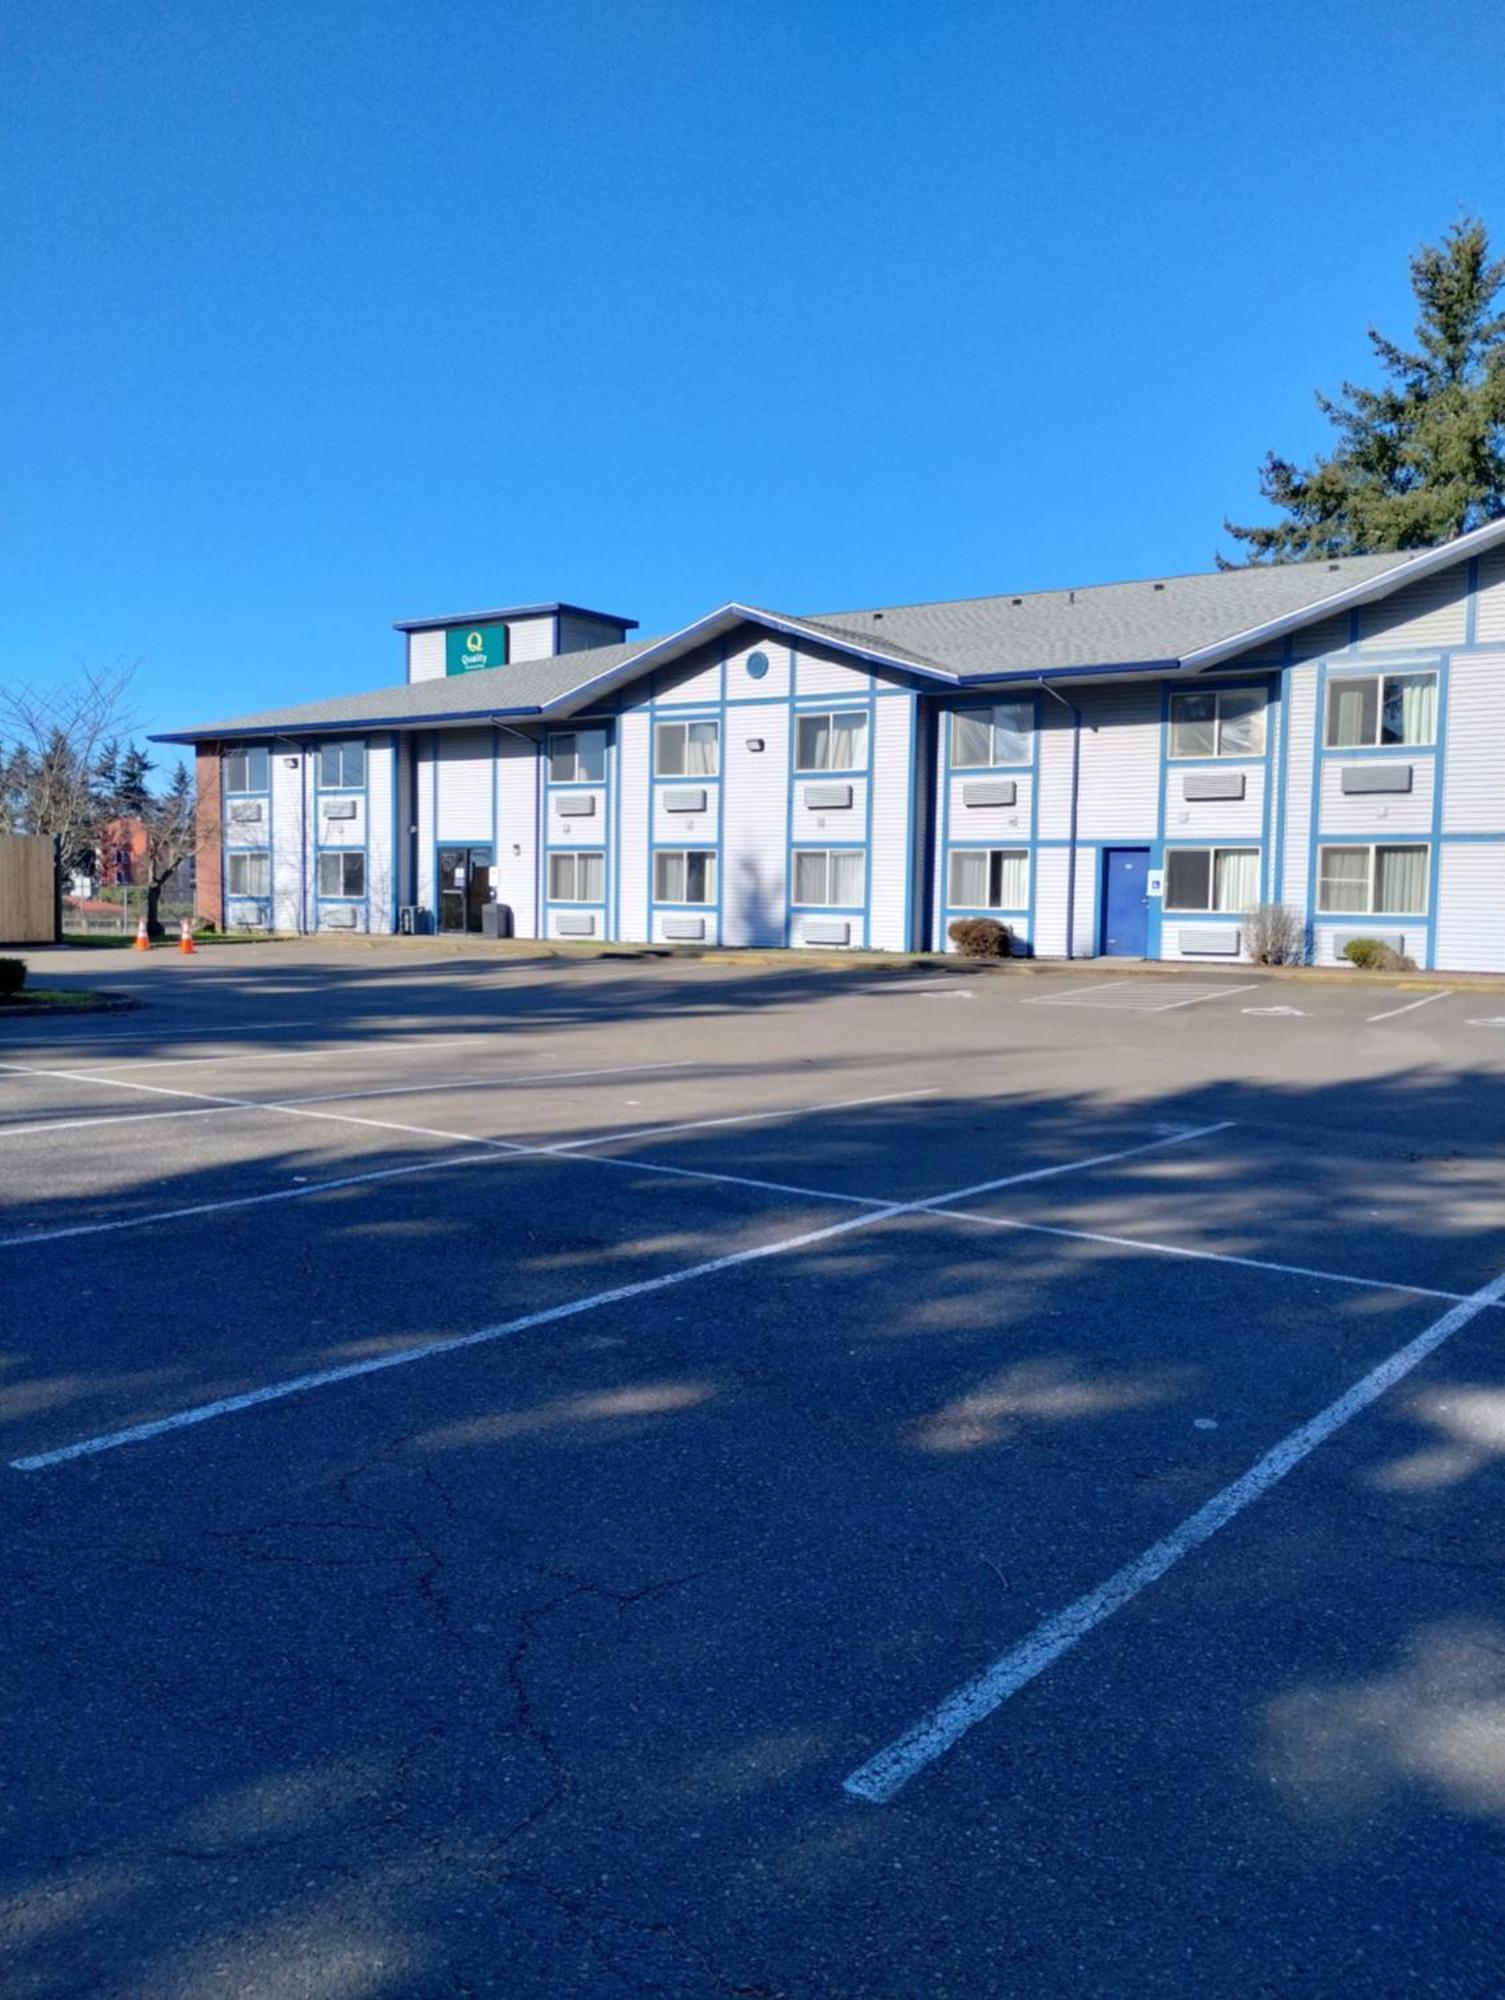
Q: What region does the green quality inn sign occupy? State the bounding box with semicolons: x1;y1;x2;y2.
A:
445;622;509;675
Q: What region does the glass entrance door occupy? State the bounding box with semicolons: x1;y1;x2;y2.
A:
438;845;494;933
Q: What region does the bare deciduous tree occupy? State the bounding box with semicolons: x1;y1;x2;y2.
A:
0;660;139;868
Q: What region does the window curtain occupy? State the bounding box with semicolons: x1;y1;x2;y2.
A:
1375;846;1427;913
578;853;605;902
830;851;864;904
830;712;867;770
1214;849;1260;911
1386;675;1437;746
949;851;989;905
1318;848;1369;913
994;851;1028;906
794;851;826;902
685;722;718;775
1328;683;1375;748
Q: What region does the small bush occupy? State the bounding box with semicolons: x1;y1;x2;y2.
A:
948;917;1013;959
1342;937;1417;972
1242;902;1306;966
0;958;26;1000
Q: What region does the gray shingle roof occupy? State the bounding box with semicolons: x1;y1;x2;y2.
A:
157;638;659;740
804;551;1413;676
158;540;1478;743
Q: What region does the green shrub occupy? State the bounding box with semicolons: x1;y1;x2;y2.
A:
0;958;26;1000
948;917;1013;959
1342;937;1417;972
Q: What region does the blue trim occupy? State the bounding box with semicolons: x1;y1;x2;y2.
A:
1465;557;1481;647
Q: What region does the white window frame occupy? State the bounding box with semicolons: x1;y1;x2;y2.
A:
1315;843;1430;917
1323;669;1439;749
548;729;608;784
793;709;869;773
946;847;1028;910
548;849;606;903
949;703;1034;769
653;718;720;778
224;746;269;793
1167;687;1267;760
652;848;717;905
318;740;366;789
790;847;865;908
317;850;366;898
226;850;270;897
1162;845;1262;914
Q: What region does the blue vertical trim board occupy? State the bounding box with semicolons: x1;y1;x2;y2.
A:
389;733;401;931
938;702;952;951
715;637;727;943
429;731;438;928
1426;652;1451;968
1304;661;1327;956
1148;684;1170;961
311;736;371;932
1465;558;1480;648
861;702;875;950
782;648;796;945
901;690;917;951
1025;697;1040;955
1259;671;1278;904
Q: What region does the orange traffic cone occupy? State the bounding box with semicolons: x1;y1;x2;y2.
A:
133;916;151;951
179;919;196;955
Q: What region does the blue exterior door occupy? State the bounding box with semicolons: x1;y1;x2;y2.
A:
1101;847;1151;956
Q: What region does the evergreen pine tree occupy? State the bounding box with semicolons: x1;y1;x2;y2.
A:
1223;217;1505;563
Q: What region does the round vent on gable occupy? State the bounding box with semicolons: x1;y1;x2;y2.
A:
746;650;770;680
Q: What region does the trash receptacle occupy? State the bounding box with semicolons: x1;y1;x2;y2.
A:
481;902;513;940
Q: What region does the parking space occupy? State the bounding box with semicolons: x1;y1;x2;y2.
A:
4;943;1505;1996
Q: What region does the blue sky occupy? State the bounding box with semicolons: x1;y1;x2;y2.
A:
4;0;1503;752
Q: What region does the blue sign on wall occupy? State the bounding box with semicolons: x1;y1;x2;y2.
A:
446;623;509;675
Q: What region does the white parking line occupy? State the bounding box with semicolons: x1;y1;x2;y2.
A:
536;1089;938;1154
10;1122;1230;1470
52;1035;527;1074
1152;984;1259;1011
1018;980;1131;1006
1366;991;1449;1023
842;1264;1505;1804
0;1061;692;1140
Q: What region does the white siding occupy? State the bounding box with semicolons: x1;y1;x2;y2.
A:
367;740;396;932
789;773;866;843
1318;755;1434;835
1358;565;1469;649
721;703;788;946
946;770;1032;842
653;646;722;705
435;730;496;840
270;749;306;932
315;794;366;847
508;616;555;663
1443;654;1505;832
407;630;444;683
1476;550;1505;645
869;697;913;950
726;634;790;702
1289;613;1352;664
617;709;652;943
794;644;873;696
1280;664;1316;913
493;733;539;937
1036;685;1158;841
1435;842;1505;972
546;785;607;846
224;797;267;847
415;746;436;918
1031;847;1094;958
1162;763;1265;842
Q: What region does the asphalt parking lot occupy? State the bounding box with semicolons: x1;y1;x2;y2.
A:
3;942;1504;1998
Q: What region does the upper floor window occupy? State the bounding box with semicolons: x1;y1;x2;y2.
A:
318;740;365;789
795;709;868;772
224;746;269;793
549;729;607;784
1325;671;1437;749
1169;688;1265;760
951;702;1032;768
654;718;719;777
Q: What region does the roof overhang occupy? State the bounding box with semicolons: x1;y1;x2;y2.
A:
393;602;639;633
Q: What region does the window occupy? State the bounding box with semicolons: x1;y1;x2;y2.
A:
1325;671;1437;748
654;719;719;777
318;740;366;788
1316;844;1428;915
226;851;269;897
549;729;607;783
224;746;269;792
947;848;1028;909
950;703;1033;768
317;850;366;897
794;709;868;772
548;850;605;902
792;848;864;906
1163;846;1261;912
653;849;717;904
1168;689;1266;759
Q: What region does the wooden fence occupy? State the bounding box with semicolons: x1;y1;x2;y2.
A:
0;834;59;944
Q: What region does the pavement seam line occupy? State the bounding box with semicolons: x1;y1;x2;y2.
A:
841;1263;1505;1804
9;1122;1231;1471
